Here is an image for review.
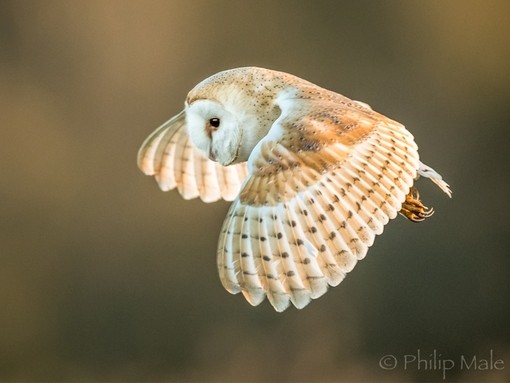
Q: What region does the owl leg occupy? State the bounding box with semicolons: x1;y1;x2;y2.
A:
400;186;434;223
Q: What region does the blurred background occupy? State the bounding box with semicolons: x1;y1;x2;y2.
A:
1;0;509;381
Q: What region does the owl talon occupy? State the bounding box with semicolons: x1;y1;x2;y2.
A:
400;186;434;223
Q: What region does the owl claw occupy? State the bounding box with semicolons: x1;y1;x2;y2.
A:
400;186;434;223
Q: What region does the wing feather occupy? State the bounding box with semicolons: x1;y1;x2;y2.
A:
217;200;242;294
238;206;265;305
294;197;346;286
287;199;329;299
138;111;248;202
256;207;283;306
218;98;420;311
270;205;301;310
174;133;198;199
317;175;373;255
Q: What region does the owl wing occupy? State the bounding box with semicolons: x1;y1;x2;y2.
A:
137;110;249;202
217;98;420;311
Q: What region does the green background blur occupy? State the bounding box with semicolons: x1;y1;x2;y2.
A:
1;1;509;381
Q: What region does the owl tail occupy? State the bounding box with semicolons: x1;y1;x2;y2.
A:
417;161;452;198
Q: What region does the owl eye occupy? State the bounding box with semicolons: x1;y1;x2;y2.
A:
209;118;220;128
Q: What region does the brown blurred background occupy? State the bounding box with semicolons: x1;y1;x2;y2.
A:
1;0;509;381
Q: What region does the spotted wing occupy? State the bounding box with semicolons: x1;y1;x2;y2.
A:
138;110;248;202
217;98;420;311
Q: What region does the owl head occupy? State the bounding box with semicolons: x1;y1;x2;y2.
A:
184;68;284;166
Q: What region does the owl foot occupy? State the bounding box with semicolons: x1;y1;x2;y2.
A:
400;186;434;223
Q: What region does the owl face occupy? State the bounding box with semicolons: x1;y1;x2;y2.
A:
185;97;269;166
185;99;246;166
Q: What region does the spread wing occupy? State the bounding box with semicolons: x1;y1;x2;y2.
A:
217;98;420;311
137;110;248;202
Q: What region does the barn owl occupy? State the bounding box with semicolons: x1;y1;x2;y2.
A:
138;67;451;312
